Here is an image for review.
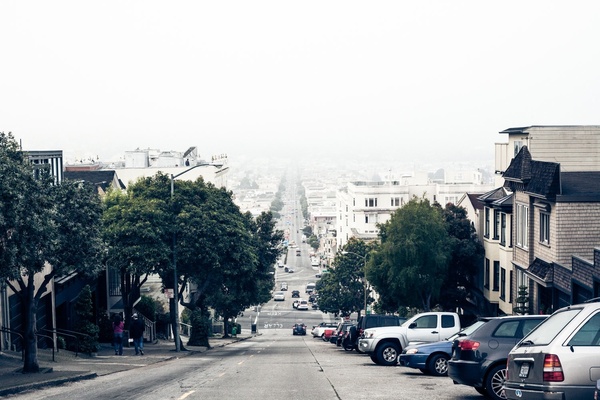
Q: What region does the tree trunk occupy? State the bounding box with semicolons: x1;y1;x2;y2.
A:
23;278;39;373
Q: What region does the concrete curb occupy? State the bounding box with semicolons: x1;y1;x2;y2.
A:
0;372;98;397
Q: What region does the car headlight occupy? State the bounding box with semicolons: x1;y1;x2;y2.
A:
405;348;418;355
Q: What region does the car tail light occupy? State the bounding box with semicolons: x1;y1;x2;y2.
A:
458;340;480;351
543;354;564;382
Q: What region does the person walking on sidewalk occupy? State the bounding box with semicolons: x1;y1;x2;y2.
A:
129;313;145;355
113;314;124;355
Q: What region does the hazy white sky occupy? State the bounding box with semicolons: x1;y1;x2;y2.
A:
2;1;599;165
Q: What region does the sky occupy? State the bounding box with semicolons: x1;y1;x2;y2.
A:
2;1;599;167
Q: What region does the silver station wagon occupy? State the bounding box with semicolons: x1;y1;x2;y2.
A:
504;300;600;400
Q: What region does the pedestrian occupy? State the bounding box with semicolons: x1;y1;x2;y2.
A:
129;313;145;355
113;314;124;355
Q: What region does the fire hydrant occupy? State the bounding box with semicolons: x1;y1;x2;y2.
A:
232;326;237;337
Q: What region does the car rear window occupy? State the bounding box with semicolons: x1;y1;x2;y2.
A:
518;309;581;346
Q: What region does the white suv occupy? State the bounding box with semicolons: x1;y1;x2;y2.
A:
505;300;600;400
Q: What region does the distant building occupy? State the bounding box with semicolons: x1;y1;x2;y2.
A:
335;170;493;248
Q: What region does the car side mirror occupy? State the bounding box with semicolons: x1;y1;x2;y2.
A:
409;323;417;329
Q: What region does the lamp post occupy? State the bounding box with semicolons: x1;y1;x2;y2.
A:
341;251;369;318
170;162;222;352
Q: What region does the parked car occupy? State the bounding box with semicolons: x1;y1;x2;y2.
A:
332;321;355;345
505;300;600;400
448;315;547;400
287;268;295;273
359;312;454;365
292;323;307;335
355;314;407;349
291;290;300;298
311;322;338;338
321;327;337;342
273;291;285;301
399;320;486;376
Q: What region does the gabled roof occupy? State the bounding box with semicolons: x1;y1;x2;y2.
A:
527;258;554;284
503;146;600;201
503;146;534;183
466;193;485;210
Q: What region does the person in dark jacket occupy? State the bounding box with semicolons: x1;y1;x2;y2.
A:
129;313;145;355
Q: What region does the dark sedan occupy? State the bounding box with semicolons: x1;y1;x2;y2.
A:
448;315;547;400
292;323;307;335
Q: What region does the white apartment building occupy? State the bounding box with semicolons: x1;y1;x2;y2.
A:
335;171;493;248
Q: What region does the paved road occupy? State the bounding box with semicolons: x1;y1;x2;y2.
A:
9;329;482;400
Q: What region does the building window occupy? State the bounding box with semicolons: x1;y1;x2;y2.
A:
365;198;378;207
484;258;490;289
493;210;500;240
500;213;507;246
484;208;490;238
514;140;523;156
493;261;500;292
500;267;506;300
391;197;400;207
365;215;369;223
509;270;513;303
516;203;529;249
353;198;355;206
540;212;550;245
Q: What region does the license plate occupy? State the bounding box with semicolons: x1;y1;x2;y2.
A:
519;362;530;378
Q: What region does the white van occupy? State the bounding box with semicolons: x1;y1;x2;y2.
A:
305;282;316;294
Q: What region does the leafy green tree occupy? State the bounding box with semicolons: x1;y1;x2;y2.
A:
102;182;171;329
307;235;319;251
0;132;104;372
367;197;451;311
207;211;283;338
314;238;374;317
439;203;484;312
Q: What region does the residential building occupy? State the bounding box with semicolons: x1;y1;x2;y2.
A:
335;170;493;248
503;146;600;314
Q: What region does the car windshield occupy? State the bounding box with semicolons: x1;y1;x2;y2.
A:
517;308;581;347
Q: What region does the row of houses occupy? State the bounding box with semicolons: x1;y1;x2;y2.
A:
306;125;600;316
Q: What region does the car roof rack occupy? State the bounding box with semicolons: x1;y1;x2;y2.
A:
583;297;600;304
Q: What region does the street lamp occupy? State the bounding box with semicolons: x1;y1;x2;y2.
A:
341;250;370;317
170;162;222;352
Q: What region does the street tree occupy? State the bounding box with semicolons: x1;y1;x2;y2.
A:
366;197;451;311
102;183;171;327
314;238;374;317
439;203;484;312
0;132;104;372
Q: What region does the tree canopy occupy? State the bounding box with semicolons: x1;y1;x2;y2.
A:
315;238;374;317
0;132;104;372
366;197;451;312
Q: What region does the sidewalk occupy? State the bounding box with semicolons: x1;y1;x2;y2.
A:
0;333;254;397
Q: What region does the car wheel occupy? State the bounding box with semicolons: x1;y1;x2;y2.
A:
419;368;430;375
485;364;507;400
370;354;379;364
475;387;486;395
375;342;401;366
321;334;327;342
427;354;449;377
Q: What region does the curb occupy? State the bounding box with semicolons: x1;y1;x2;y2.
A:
0;372;98;397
